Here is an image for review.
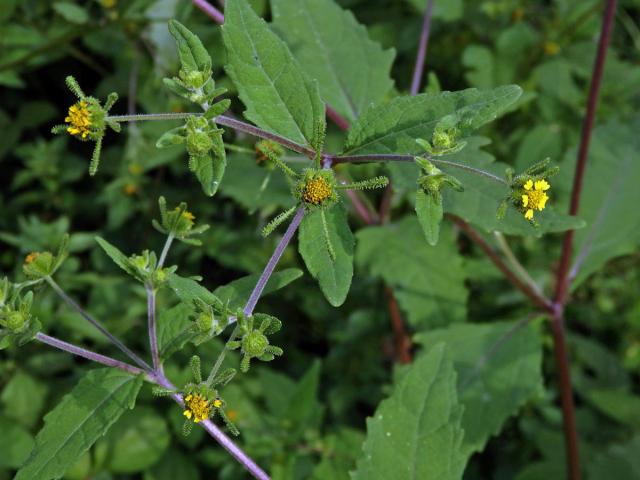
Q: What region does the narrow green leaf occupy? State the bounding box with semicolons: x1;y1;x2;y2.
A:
189;152;225;197
271;0;395;123
15;369;143;480
353;343;465;480
52;2;88;24
415;320;544;459
344;85;522;155
222;0;326;149
415;190;443;246
356;217;467;328
168;20;212;74
95;237;137;278
299;205;354;307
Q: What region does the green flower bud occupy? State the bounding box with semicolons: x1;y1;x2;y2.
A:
241;330;269;357
5;311;26;332
23;251;55;279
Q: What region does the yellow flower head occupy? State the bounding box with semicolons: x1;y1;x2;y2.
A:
65;101;92;139
213;398;223;408
302;176;333;205
181;210;195;222
521;179;550;220
25;252;39;265
183;393;211;423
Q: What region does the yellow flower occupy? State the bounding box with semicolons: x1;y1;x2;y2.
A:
181;210;195;222
302;177;333;205
65;101;92;139
213;398;223;408
183;393;211;423
521;179;550;220
24;252;39;264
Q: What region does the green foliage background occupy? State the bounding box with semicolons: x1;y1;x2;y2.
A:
1;0;640;479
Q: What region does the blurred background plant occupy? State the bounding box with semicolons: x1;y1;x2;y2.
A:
1;0;639;479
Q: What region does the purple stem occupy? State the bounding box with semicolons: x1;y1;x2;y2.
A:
243;208;305;316
192;0;225;24
146;285;163;374
35;333;145;376
410;0;435;95
153;374;270;480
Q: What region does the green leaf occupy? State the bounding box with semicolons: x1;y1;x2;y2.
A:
415;190;443;246
356;216;467;328
299;205;354;307
167;20;212;74
414;320;543;459
15;369;143;480
588;435;640;479
213;267;304;310
587;390;640;430
52;2;88;24
222;0;326;149
560;119;640;287
0;371;47;428
188;152;225;197
280;361;323;439
157;303;197;360
95;237;137;278
352;343;465;480
0;415;34;469
271;0;395;123
97;407;170;473
343;85;522;155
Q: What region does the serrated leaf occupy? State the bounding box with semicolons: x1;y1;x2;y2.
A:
343;85;522;155
95;237;137;278
15;369;143;480
559;119;640;287
298;205;354;307
415;320;543;459
168;20;212;74
222;0;326;149
271;0;395;123
353;343;465;480
415;190;443;245
356;216;467;328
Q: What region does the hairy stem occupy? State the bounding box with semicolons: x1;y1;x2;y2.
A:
192;0;225;23
207;325;240;384
157;234;174;269
244;207;305;316
46;277;153;372
146;285;163;374
449;216;553;313
493;232;543;297
410;0;435;95
35;333;146;376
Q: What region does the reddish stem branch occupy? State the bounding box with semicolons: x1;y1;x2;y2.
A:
193;0;225;23
450;215;554;313
554;0;618;308
384;287;412;364
326;105;350;131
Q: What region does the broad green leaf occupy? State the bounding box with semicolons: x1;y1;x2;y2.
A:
213;267;304;309
167;20;211;74
157;303;196;360
356;216;467;328
0;370;47;428
0;415;34;468
299;205;354;307
415;190;443;246
167;273;221;306
97;407;170;473
222;0;326;149
415;320;543;459
343;85;522;155
15;369;143;480
588;435;640;479
95;237;137;278
271;0;395;123
559;119;640;287
353;343;465;480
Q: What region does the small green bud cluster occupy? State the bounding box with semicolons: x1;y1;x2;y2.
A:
417;114;468;157
152;197;209;246
22;234;69;282
227;313;283;373
0;279;41;350
189;298;230;345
